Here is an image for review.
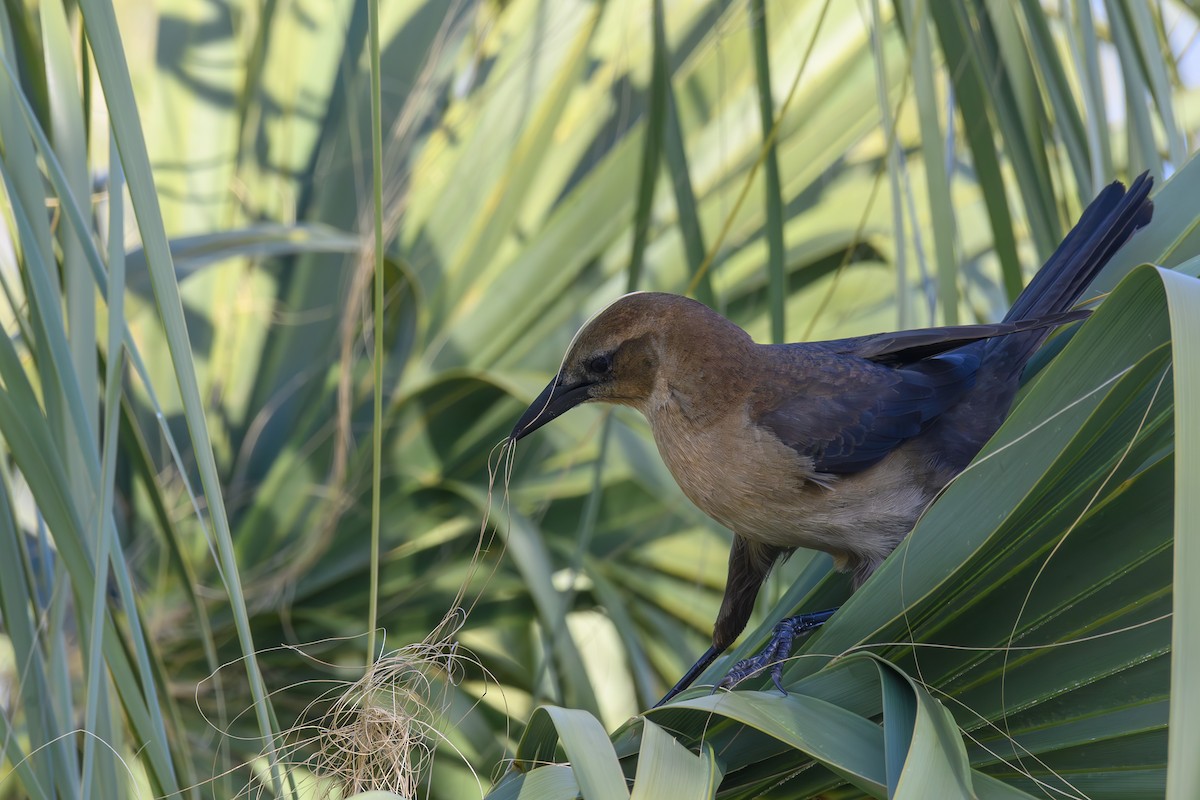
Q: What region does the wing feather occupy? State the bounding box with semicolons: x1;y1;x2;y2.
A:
819;310;1087;365
754;349;980;475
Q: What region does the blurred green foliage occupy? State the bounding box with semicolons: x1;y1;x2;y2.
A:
0;0;1199;797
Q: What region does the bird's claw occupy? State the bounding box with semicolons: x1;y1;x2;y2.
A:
714;608;838;696
716;627;792;694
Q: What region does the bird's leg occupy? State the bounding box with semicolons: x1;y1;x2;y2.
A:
653;538;783;707
654;646;722;707
716;607;838;695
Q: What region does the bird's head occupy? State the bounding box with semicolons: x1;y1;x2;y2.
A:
510;292;751;441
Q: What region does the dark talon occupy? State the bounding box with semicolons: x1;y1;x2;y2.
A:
716;607;838;695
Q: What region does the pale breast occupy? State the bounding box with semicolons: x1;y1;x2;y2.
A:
647;397;936;575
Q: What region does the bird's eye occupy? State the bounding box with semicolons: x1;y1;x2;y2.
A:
586;353;613;375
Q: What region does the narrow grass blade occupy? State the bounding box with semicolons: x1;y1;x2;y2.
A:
1161;266;1200;799
76;0;284;788
1119;0;1186;168
1106;0;1160;178
898;0;958;323
749;0;787;341
932;3;1023;302
664;75;715;307
1011;0;1091;195
1061;0;1112;192
627;0;668;294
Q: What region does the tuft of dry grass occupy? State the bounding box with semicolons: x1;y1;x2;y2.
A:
266;618;471;800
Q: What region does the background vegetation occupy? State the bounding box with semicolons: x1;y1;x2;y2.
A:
1;0;1199;797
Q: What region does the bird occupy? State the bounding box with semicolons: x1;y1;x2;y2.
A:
509;173;1154;706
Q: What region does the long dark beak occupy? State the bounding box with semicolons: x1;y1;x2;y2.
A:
510;375;594;441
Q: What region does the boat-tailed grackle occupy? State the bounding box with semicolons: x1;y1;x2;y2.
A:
510;174;1154;706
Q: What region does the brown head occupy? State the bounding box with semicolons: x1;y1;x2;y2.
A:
510;292;753;441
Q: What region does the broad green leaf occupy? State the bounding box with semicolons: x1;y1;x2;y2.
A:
629;720;721;800
518;706;630;800
653;690;888;796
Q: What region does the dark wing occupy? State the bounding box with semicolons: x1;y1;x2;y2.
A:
823;310;1088;366
754;348;980;474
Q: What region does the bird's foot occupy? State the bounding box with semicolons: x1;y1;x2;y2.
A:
716;607;838;695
